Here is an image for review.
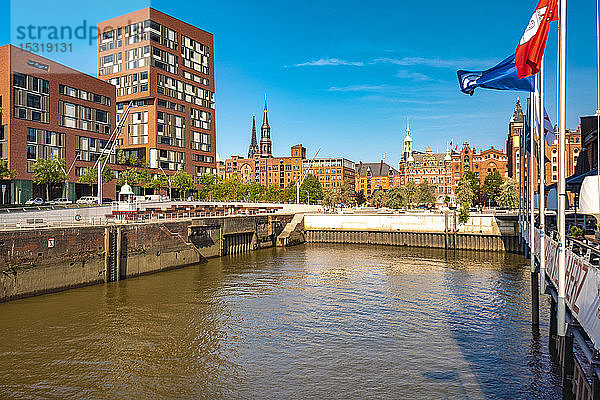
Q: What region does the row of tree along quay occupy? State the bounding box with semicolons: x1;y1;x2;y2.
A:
0;155;519;211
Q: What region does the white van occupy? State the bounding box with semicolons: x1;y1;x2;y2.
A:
76;196;99;205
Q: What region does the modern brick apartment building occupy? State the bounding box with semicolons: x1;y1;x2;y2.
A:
0;45;117;203
302;158;356;191
97;8;217;183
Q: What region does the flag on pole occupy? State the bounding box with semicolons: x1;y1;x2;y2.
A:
515;0;558;78
457;54;535;95
532;91;556;145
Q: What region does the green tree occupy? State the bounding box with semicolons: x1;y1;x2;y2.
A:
282;181;297;203
322;188;338;209
172;170;195;199
402;181;418;207
417;181;435;206
151;174;170;195
455;175;475;224
355;190;366;206
498;177;519;210
246;183;265;202
32;157;67;200
444;195;450;207
78;163;114;190
0;159;16;179
482;170;503;202
300;175;323;204
372;190;387;208
197;173;220;200
463;171;481;205
386;186;406;209
337;182;354;206
264;184;282;203
455;175;475;209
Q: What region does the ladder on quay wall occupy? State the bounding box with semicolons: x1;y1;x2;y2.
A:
104;227;122;283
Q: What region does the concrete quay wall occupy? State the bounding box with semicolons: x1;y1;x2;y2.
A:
0;214;295;302
304;213;519;252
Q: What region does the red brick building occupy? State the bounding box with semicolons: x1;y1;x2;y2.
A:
97;8;217;185
0;45;117;203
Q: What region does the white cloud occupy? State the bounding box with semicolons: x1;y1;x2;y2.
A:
395;70;433;81
328;84;392;92
294;58;365;67
372;56;497;69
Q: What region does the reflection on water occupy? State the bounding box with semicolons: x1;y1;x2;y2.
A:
0;244;561;399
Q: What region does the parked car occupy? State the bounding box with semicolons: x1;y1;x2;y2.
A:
76;196;99;205
25;197;44;205
49;198;71;205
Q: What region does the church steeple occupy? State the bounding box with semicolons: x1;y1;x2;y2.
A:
248;114;259;158
403;118;414;162
260;94;272;157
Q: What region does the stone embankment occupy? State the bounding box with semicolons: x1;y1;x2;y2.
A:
303;212;520;252
0;214;294;302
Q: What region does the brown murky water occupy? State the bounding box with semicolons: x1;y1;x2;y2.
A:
0;244;561;399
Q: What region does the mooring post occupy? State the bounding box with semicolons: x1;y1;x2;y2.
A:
531;267;540;329
116;227;122;281
444;212;448;250
550;295;558;355
562;324;575;399
104;227;110;283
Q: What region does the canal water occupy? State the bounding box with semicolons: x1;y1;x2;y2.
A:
0;244;561;399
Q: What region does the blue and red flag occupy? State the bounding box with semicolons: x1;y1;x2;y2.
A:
457;54;534;95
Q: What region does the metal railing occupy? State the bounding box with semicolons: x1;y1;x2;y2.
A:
0;208;282;231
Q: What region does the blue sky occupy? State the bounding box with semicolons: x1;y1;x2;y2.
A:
1;0;598;165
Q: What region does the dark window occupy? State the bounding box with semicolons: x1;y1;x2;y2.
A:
26;145;36;160
140;71;148;80
41;80;49;94
93;94;101;103
31;111;41;121
13;73;26;88
89;138;96;148
31;78;39;92
157;99;167;107
27;93;41;109
159;150;168;158
17;107;26;119
46;131;52;144
160;136;171;145
95;109;108;123
27;128;36;142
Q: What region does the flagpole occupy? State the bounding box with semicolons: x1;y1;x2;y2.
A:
539;58;546;294
557;0;567;338
530;90;539;328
